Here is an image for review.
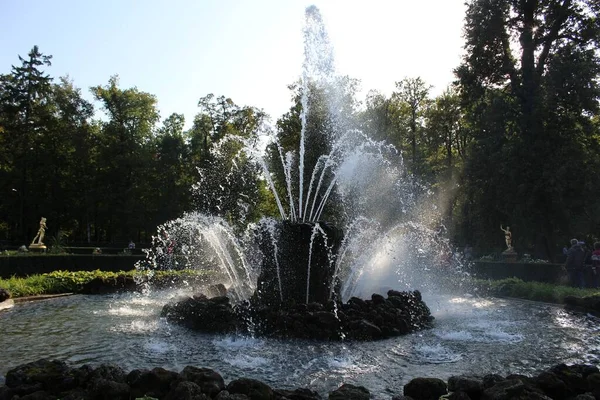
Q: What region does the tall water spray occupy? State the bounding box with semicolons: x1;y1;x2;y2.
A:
142;5;454;305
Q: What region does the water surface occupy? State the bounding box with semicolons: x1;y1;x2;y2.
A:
1;290;599;397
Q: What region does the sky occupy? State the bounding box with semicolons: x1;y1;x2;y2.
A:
1;0;467;127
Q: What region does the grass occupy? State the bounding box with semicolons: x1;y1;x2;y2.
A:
0;269;215;298
468;277;600;304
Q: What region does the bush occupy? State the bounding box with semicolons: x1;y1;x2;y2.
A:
0;269;213;298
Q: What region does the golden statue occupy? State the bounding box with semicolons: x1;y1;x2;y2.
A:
500;225;512;250
31;217;47;246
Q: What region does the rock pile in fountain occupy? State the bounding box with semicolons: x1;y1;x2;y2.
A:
162;288;433;341
160;219;433;341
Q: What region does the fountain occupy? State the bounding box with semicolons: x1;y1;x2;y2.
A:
4;6;598;400
139;6;443;340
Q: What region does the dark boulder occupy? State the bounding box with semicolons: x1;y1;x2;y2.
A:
5;359;78;395
215;390;251;399
227;378;274;400
275;387;322;400
587;373;600;399
165;381;209;400
88;378;130;400
480;378;550;400
17;391;57;400
0;288;10;302
403;377;447;400
127;367;180;399
162;295;239;333
447;375;483;398
328;384;370;400
181;366;225;397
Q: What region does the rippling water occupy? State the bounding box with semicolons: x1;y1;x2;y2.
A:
1;290;599;397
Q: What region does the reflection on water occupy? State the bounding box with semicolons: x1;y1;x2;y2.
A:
0;290;599;397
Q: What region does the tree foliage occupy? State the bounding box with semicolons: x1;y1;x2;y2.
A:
455;0;600;255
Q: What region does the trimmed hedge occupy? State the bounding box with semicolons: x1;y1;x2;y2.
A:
0;269;214;298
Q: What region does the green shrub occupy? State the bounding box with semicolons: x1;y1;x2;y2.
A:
470;277;600;303
0;269;214;298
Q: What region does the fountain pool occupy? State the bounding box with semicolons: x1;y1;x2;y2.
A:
1;290;599;397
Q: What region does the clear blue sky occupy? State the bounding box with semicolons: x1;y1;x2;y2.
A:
1;0;466;127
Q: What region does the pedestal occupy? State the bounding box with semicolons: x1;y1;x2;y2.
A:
256;221;343;307
28;243;47;252
501;248;518;263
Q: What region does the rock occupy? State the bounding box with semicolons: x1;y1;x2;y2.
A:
162;295;239;333
5;359;78;395
181;366;225;397
481;378;550;400
227;378;274;400
535;371;569;399
447;392;472;400
328;384;370;400
164;381;209;400
162;288;432;340
403;377;447;400
88;378;130;400
17;391;57;400
0;386;14;400
127;367;180;399
0;288;10;302
549;363;591;395
88;364;126;383
572;394;595;400
447;376;483;398
371;293;386;305
275;387;322;400
215;390;251;399
347;319;382;340
59;388;90;400
587;373;600;399
312;311;341;329
482;374;504;389
348;297;367;310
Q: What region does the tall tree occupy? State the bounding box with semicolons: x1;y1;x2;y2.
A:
392;77;432;176
91;76;160;241
192;94;267;226
455;0;600;253
0;46;53;240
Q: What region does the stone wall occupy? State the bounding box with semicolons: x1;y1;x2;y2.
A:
0;255;146;278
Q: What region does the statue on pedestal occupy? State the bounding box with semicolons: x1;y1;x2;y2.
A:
500;225;512;250
500;224;517;262
29;217;48;250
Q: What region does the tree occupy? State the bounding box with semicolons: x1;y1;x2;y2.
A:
455;0;600;254
148;113;194;231
91;76;160;241
191;94;268;227
0;46;53;240
392;77;432;176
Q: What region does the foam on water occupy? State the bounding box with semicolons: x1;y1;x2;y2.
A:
434;330;474;341
485;331;524;343
143;339;175;354
223;354;270;370
107;306;151;317
413;343;463;364
212;336;266;350
110;320;161;334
